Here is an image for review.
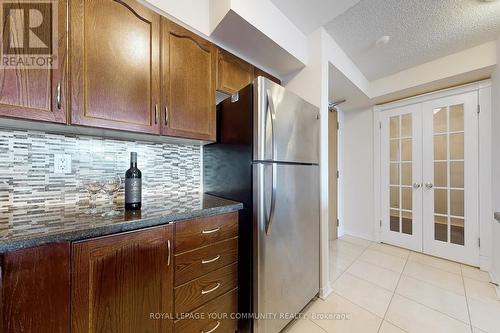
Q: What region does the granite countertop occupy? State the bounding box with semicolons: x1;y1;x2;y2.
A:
0;193;243;253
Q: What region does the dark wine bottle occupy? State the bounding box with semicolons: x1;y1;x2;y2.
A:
125;152;142;210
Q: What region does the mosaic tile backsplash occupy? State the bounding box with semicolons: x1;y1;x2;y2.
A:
0;128;201;210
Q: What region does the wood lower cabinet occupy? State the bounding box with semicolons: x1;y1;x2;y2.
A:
0;0;67;123
0;243;70;333
161;19;216;141
174;213;239;332
216;49;255;95
174;289;238;333
70;0;161;134
71;224;174;333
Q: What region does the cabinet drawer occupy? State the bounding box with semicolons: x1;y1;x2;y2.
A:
175;212;238;254
174;288;238;333
175;237;238;286
175;262;238;314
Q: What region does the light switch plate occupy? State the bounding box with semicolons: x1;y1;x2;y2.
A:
54;154;72;174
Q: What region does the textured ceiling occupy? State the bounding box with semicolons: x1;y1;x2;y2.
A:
271;0;361;34
325;0;500;80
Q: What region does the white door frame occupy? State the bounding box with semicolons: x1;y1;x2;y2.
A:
373;80;492;268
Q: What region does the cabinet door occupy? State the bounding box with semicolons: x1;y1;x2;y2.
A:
71;225;173;333
217;49;254;95
0;0;67;123
70;0;160;134
161;20;216;141
0;243;70;333
254;67;281;85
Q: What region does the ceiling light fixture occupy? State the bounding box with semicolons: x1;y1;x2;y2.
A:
376;35;391;48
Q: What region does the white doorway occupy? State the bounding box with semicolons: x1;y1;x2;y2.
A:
379;90;480;266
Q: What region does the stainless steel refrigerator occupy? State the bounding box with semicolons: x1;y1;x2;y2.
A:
204;77;320;333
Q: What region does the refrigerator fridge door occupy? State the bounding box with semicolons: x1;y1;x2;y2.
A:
253;162;320;333
254;77;320;164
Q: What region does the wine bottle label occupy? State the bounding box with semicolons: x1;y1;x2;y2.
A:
125;178;142;203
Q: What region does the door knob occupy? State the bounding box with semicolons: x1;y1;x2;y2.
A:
413;183;422;189
425;182;434;189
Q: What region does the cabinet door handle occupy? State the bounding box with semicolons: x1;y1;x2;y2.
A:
165;106;169;126
201;255;220;264
202;321;221;333
202;227;220;235
167;239;171;266
56;82;61;109
154;104;158;124
201;282;221;295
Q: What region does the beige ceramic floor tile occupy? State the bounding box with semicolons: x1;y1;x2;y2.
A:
385;295;471;333
368;243;410;259
403;261;465;295
408;252;462;275
379;321;407;333
307;293;382;333
359;249;407;273
464;277;499;303
472;327;488;333
285;318;327;333
340;235;373;248
396;275;469;323
330;251;358;271
461;265;491;282
347;260;401;291
332;272;393;317
330;239;366;258
468;298;500;333
330;263;345;283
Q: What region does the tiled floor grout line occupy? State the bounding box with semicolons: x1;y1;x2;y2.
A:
307;318;329;333
460;265;475;333
329;240;372;285
376;252;410;333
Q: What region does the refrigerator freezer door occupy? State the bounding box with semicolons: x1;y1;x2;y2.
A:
254;77;320;164
253;162;320;333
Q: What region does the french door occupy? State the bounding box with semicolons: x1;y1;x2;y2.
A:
381;91;479;265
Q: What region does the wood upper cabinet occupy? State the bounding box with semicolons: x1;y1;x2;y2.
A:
71;225;174;333
0;0;67;123
161;19;216;141
216;48;255;95
69;0;161;134
0;243;70;333
254;67;281;85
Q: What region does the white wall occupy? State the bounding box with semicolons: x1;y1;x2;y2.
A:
339;108;375;240
491;36;500;283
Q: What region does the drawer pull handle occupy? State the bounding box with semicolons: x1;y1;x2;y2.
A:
167;239;171;266
202;321;221;333
201;282;221;295
202;255;221;264
202;227;220;235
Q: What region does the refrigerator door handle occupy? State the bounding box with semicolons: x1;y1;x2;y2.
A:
266;89;277;160
265;163;277;235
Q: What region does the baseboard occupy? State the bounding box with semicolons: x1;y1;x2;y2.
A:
319;285;333;300
342;229;375;243
489;268;500;300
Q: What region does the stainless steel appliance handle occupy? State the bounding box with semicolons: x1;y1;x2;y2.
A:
201;282;221;295
56;82;61;109
265;163;277;235
266;90;277;160
202;321;221;333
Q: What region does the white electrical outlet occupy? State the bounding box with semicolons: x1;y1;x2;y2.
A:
54;154;72;174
